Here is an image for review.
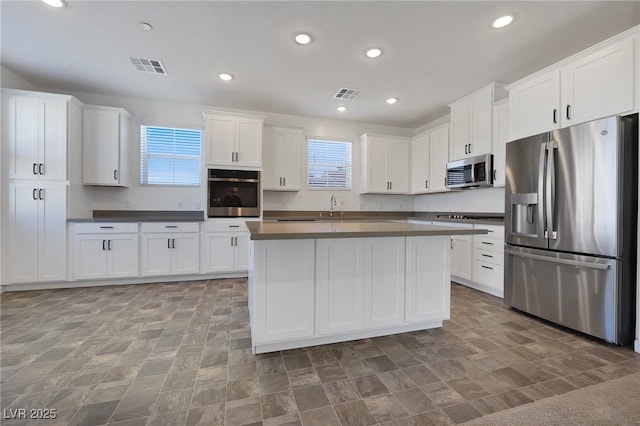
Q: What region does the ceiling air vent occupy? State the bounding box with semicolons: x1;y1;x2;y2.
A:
130;57;167;75
334;88;361;100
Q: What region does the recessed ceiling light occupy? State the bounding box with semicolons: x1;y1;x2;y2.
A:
365;48;383;58
218;73;233;81
336;106;347;112
41;0;65;7
294;33;312;45
140;22;153;31
386;97;398;105
492;15;514;29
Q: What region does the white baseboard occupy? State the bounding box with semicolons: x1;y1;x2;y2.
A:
252;320;443;354
0;272;248;292
635;339;640;354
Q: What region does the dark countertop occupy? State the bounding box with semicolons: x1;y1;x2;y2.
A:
68;210;205;223
263;210;504;226
247;221;488;240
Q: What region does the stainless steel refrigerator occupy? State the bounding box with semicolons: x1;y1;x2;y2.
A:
504;114;638;345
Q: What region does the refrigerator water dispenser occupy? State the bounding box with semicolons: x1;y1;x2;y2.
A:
510;193;538;237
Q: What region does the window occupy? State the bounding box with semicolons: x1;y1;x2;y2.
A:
307;138;352;189
140;125;201;186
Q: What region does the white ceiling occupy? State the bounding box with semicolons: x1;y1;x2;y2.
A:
2;1;640;128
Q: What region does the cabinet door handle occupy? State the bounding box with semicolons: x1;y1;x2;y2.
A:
444;177;447;187
481;254;494;258
102;240;106;251
38;189;44;200
33;163;38;175
234;236;238;246
231;236;234;246
468;143;471;154
108;239;112;250
283;176;285;186
464;144;467;154
32;188;38;200
493;170;496;181
172;238;175;249
566;105;571;120
168;238;171;249
229;225;240;228
390;181;392;190
553;108;558;124
39;163;44;175
114;170;118;180
481;241;494;245
425;180;428;189
481;265;494;270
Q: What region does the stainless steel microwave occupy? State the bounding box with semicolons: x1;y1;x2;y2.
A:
208;169;260;217
446;154;493;189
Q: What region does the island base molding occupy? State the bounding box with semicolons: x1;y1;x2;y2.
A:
451;276;504;298
0;272;247;292
253;320;443;354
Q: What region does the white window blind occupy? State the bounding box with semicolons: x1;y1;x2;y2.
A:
140;125;201;186
307;138;352;189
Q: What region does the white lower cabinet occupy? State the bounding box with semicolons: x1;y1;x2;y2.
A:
140;223;200;277
432;221;473;282
251;239;316;343
7;181;67;283
471;224;505;297
406;236;451;323
201;220;250;273
71;223;138;280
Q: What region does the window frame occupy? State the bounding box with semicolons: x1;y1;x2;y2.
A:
139;124;202;187
306;136;353;191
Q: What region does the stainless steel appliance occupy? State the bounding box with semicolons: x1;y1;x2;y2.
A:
504;114;638;344
207;169;260;218
446;154;493;189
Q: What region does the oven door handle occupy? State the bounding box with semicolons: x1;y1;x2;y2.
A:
208;178;260;183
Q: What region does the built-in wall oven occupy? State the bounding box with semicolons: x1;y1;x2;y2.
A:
207;169;260;218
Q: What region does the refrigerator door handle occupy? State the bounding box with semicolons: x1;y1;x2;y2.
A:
546;141;558;240
538;142;548;239
505;248;610;270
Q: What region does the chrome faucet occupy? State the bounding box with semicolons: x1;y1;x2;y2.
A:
330;195;337;217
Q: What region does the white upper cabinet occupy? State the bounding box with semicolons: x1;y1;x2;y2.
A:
82;105;131;186
449;83;503;161
410;125;449;194
262;126;302;191
3;90;77;181
204;112;265;168
492;99;510;187
509;37;636;139
360;133;409;194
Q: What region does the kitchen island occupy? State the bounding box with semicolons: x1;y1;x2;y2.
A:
247;221;486;354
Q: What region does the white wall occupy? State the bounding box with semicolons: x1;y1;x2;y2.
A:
414;187;505;213
41;91;415;214
1;65;38;91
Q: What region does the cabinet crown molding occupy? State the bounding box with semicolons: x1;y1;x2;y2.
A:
83;104;131;118
448;82;507;108
202;110;266;121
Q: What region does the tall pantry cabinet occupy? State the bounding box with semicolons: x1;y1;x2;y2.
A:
1;89;81;285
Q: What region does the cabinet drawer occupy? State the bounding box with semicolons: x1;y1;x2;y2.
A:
140;222;200;233
473;235;503;252
473;260;504;288
475;224;504;239
203;219;248;233
72;222;138;234
474;247;504;266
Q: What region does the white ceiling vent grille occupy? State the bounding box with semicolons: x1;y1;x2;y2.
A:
130;57;167;75
334;88;361;100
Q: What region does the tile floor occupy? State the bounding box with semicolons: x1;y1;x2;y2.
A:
1;279;639;425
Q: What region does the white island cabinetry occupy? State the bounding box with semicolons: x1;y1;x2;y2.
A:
247;221;481;354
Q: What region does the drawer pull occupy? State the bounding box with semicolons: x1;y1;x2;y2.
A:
481;254;494;258
165;225;178;228
229;225;240;228
481;242;494;245
100;226;114;229
481;265;494;270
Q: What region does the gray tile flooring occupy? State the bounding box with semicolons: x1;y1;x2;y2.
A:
1;279;639;425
